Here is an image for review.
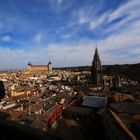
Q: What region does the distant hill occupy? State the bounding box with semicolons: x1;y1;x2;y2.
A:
103;63;140;82
0;69;21;72
54;63;140;82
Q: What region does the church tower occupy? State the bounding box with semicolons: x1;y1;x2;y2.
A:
48;61;52;71
91;47;103;86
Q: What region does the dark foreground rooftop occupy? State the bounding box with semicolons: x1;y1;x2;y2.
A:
0;112;60;140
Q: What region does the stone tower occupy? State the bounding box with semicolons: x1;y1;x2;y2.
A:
91;47;103;86
48;61;52;71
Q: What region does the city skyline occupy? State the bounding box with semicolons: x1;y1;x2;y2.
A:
0;0;140;69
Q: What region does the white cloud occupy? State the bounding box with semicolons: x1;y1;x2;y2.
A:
1;35;12;42
0;29;140;69
34;33;42;43
48;0;73;13
57;0;63;4
76;7;94;25
79;15;88;24
60;33;72;39
104;0;140;33
0;1;140;69
108;0;140;23
77;9;89;24
89;12;109;30
76;0;140;33
99;19;140;52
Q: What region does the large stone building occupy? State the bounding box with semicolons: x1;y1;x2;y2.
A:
91;47;103;86
26;61;52;72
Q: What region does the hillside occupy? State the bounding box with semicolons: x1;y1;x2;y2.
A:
103;63;140;82
54;63;140;82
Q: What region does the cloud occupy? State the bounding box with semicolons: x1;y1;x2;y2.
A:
0;30;140;69
78;15;88;24
100;19;140;51
105;0;140;33
60;33;72;39
57;0;63;5
33;33;43;43
89;12;109;30
0;41;93;69
108;0;140;23
77;9;89;24
1;35;12;42
0;0;140;69
75;0;140;33
48;0;73;13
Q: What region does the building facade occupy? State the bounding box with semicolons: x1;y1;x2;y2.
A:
26;61;52;72
91;48;103;86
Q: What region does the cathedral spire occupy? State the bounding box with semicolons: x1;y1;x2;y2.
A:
91;46;103;86
28;61;32;66
95;47;98;56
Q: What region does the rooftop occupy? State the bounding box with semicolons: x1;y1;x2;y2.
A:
110;102;140;114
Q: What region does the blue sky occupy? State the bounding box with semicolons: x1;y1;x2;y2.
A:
0;0;140;69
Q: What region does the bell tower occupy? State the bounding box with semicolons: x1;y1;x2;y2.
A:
48;61;52;71
91;47;103;86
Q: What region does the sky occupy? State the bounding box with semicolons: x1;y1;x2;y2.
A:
0;0;140;69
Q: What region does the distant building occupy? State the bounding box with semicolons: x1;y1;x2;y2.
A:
26;61;52;72
91;47;103;86
11;86;32;97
